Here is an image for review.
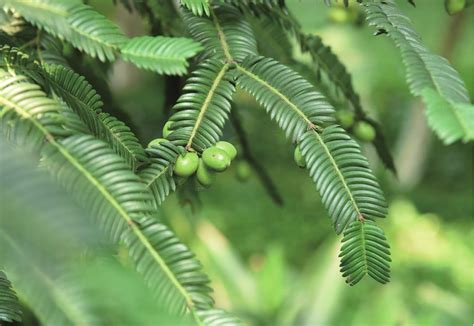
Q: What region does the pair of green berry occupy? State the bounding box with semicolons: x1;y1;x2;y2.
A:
336;111;376;142
173;141;237;187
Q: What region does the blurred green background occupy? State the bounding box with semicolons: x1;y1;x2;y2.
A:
92;0;474;324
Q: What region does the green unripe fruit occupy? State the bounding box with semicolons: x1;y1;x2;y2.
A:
162;121;173;138
294;146;306;168
445;0;466;15
336;110;355;129
202;147;231;172
328;6;350;23
354;121;376;142
236;161;251;182
173;152;199;177
196;159;214;187
147;138;166;148
215;141;237;160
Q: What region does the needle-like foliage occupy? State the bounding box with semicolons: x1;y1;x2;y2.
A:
363;0;473;144
0;271;22;323
0;0;201;74
120;36;203;75
167;59;235;152
339;220;391;285
1;0;471;321
184;3;258;62
181;0;211;16
0;68;236;324
44;64;148;169
139;141;182;207
234;57;390;284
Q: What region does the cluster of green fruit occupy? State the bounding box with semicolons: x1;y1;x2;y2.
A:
150;122;253;187
335;110;376;142
172;141;236;187
149;136;237;188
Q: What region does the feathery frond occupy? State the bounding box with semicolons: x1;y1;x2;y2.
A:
235;56;335;142
0;271;22;323
422;88;474;144
234;56;390;284
139;141;183;207
66;4;127;61
0;0;127;61
0;141;99;325
0;0;78;41
184;3;257;62
237;4;397;172
44;64;148;169
364;0;470;102
0;70;67;152
181;0;210;16
1;207;97;326
364;0;473;144
0;45;45;86
339;220;391;285
0;141;194;325
167;59;235;152
0;10;28;36
49;136;209;313
37;33;70;67
0;45;148;168
44;135;219;319
235;56;388;231
120;36;203;75
57;100;92;136
1;1;199;74
0;69;231;323
197;309;240;325
299;126;388;234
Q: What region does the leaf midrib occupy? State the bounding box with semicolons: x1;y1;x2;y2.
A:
234;64;362;220
235;64;314;126
210;8;232;62
186;63;229;149
120;43;198;63
10;1;122;54
0;92;203;325
47;74;139;166
312;130;362;219
145;164;171;188
367;2;470;135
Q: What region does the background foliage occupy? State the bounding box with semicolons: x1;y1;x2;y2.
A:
0;0;472;325
157;1;473;324
95;0;473;323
